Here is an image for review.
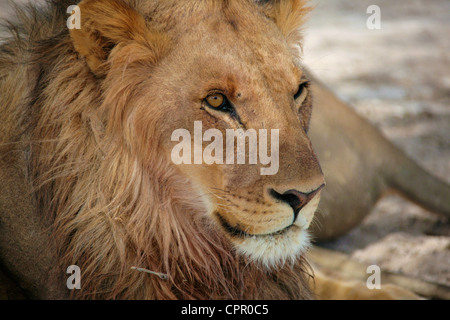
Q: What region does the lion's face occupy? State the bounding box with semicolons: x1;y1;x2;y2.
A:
141;10;324;267
71;0;323;268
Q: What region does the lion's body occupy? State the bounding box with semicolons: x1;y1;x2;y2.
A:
307;75;450;241
0;0;448;300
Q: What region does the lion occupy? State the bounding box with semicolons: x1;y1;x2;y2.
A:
0;0;325;300
0;0;445;300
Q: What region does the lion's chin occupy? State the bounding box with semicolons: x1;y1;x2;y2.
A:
232;225;311;269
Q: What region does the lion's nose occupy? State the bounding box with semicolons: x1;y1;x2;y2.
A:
269;184;325;221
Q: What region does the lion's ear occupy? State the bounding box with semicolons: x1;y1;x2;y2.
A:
260;0;311;54
69;0;164;76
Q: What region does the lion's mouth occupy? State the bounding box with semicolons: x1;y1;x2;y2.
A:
216;212;295;239
216;211;310;267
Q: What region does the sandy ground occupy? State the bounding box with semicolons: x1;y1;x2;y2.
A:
0;0;448;297
303;0;449;289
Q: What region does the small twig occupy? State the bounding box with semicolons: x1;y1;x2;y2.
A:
131;266;169;280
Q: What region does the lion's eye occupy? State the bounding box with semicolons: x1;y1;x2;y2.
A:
294;81;309;100
205;93;228;110
203;92;240;120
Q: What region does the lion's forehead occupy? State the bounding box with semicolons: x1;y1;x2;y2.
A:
140;0;301;88
139;0;273;33
171;23;301;99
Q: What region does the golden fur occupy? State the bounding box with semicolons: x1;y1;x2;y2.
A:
1;0;325;299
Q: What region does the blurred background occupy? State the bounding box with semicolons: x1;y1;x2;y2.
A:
303;0;449;289
0;0;448;295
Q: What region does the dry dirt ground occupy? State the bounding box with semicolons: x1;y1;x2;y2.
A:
0;0;448;298
303;0;449;291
